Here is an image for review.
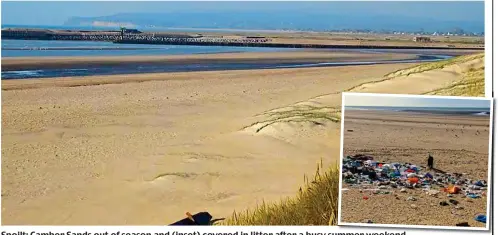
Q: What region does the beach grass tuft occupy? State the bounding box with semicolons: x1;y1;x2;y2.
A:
424;64;484;97
384;53;484;78
222;161;340;225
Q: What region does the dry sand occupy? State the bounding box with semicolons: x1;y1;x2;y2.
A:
340;110;490;227
1;51;483;225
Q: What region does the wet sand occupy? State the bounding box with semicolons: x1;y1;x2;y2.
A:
1;50;417;71
340;110;490;227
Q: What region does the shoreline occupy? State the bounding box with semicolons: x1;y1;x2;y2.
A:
1;63;421;90
1;50;417;71
1;49;481;79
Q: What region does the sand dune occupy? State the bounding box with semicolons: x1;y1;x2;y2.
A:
242;54;483;140
1;53;484;225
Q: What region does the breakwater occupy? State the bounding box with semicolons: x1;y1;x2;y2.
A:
2;28;484;50
2;28;195;41
114;38;481;50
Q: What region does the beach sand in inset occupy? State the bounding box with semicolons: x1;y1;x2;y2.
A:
340;109;489;227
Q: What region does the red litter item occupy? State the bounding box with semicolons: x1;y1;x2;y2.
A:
363;196;369;200
378;164;383;168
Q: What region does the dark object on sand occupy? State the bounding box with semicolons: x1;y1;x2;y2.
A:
351;154;374;161
439;201;449;206
449;199;459;205
170;212;225;225
347;129;354;132
427;154;434;170
456;222;470;227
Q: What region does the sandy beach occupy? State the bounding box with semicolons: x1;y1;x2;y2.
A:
340;109;490;227
1;49;484;225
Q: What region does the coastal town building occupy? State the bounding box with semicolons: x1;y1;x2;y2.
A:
413;36;431;42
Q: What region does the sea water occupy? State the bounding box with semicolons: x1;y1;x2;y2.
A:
1;39;291;57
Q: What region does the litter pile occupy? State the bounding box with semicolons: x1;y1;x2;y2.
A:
342;154;488;225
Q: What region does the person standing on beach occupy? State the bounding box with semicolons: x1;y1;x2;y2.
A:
427;154;434;170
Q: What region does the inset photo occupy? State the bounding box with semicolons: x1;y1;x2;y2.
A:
338;93;492;230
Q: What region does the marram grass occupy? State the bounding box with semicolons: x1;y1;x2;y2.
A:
221;161;340;225
425;64;485;97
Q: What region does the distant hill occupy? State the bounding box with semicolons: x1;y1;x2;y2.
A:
63;11;484;33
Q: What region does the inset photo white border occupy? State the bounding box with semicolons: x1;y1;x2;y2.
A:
337;92;493;231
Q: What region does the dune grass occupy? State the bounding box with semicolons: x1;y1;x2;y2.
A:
222;53;485;226
424;64;485;97
222;161;340;225
244;106;341;133
384;53;484;78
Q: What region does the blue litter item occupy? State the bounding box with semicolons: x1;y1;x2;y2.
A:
467;194;481;199
474;181;485;187
475;215;486;223
424;173;433;179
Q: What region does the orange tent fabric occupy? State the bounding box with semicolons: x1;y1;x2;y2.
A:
444;185;461;194
407;177;419;184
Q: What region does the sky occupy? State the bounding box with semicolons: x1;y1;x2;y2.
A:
1;1;484;27
344;94;490;109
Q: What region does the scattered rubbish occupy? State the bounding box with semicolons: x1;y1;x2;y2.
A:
407;196;417;201
474;181;486;187
467;194;481;199
444;185;461;194
440;201;449;206
456;222;470;227
475;214;486;223
342;154;487;223
347;130;354;132
364;219;373;223
342;155;487;197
